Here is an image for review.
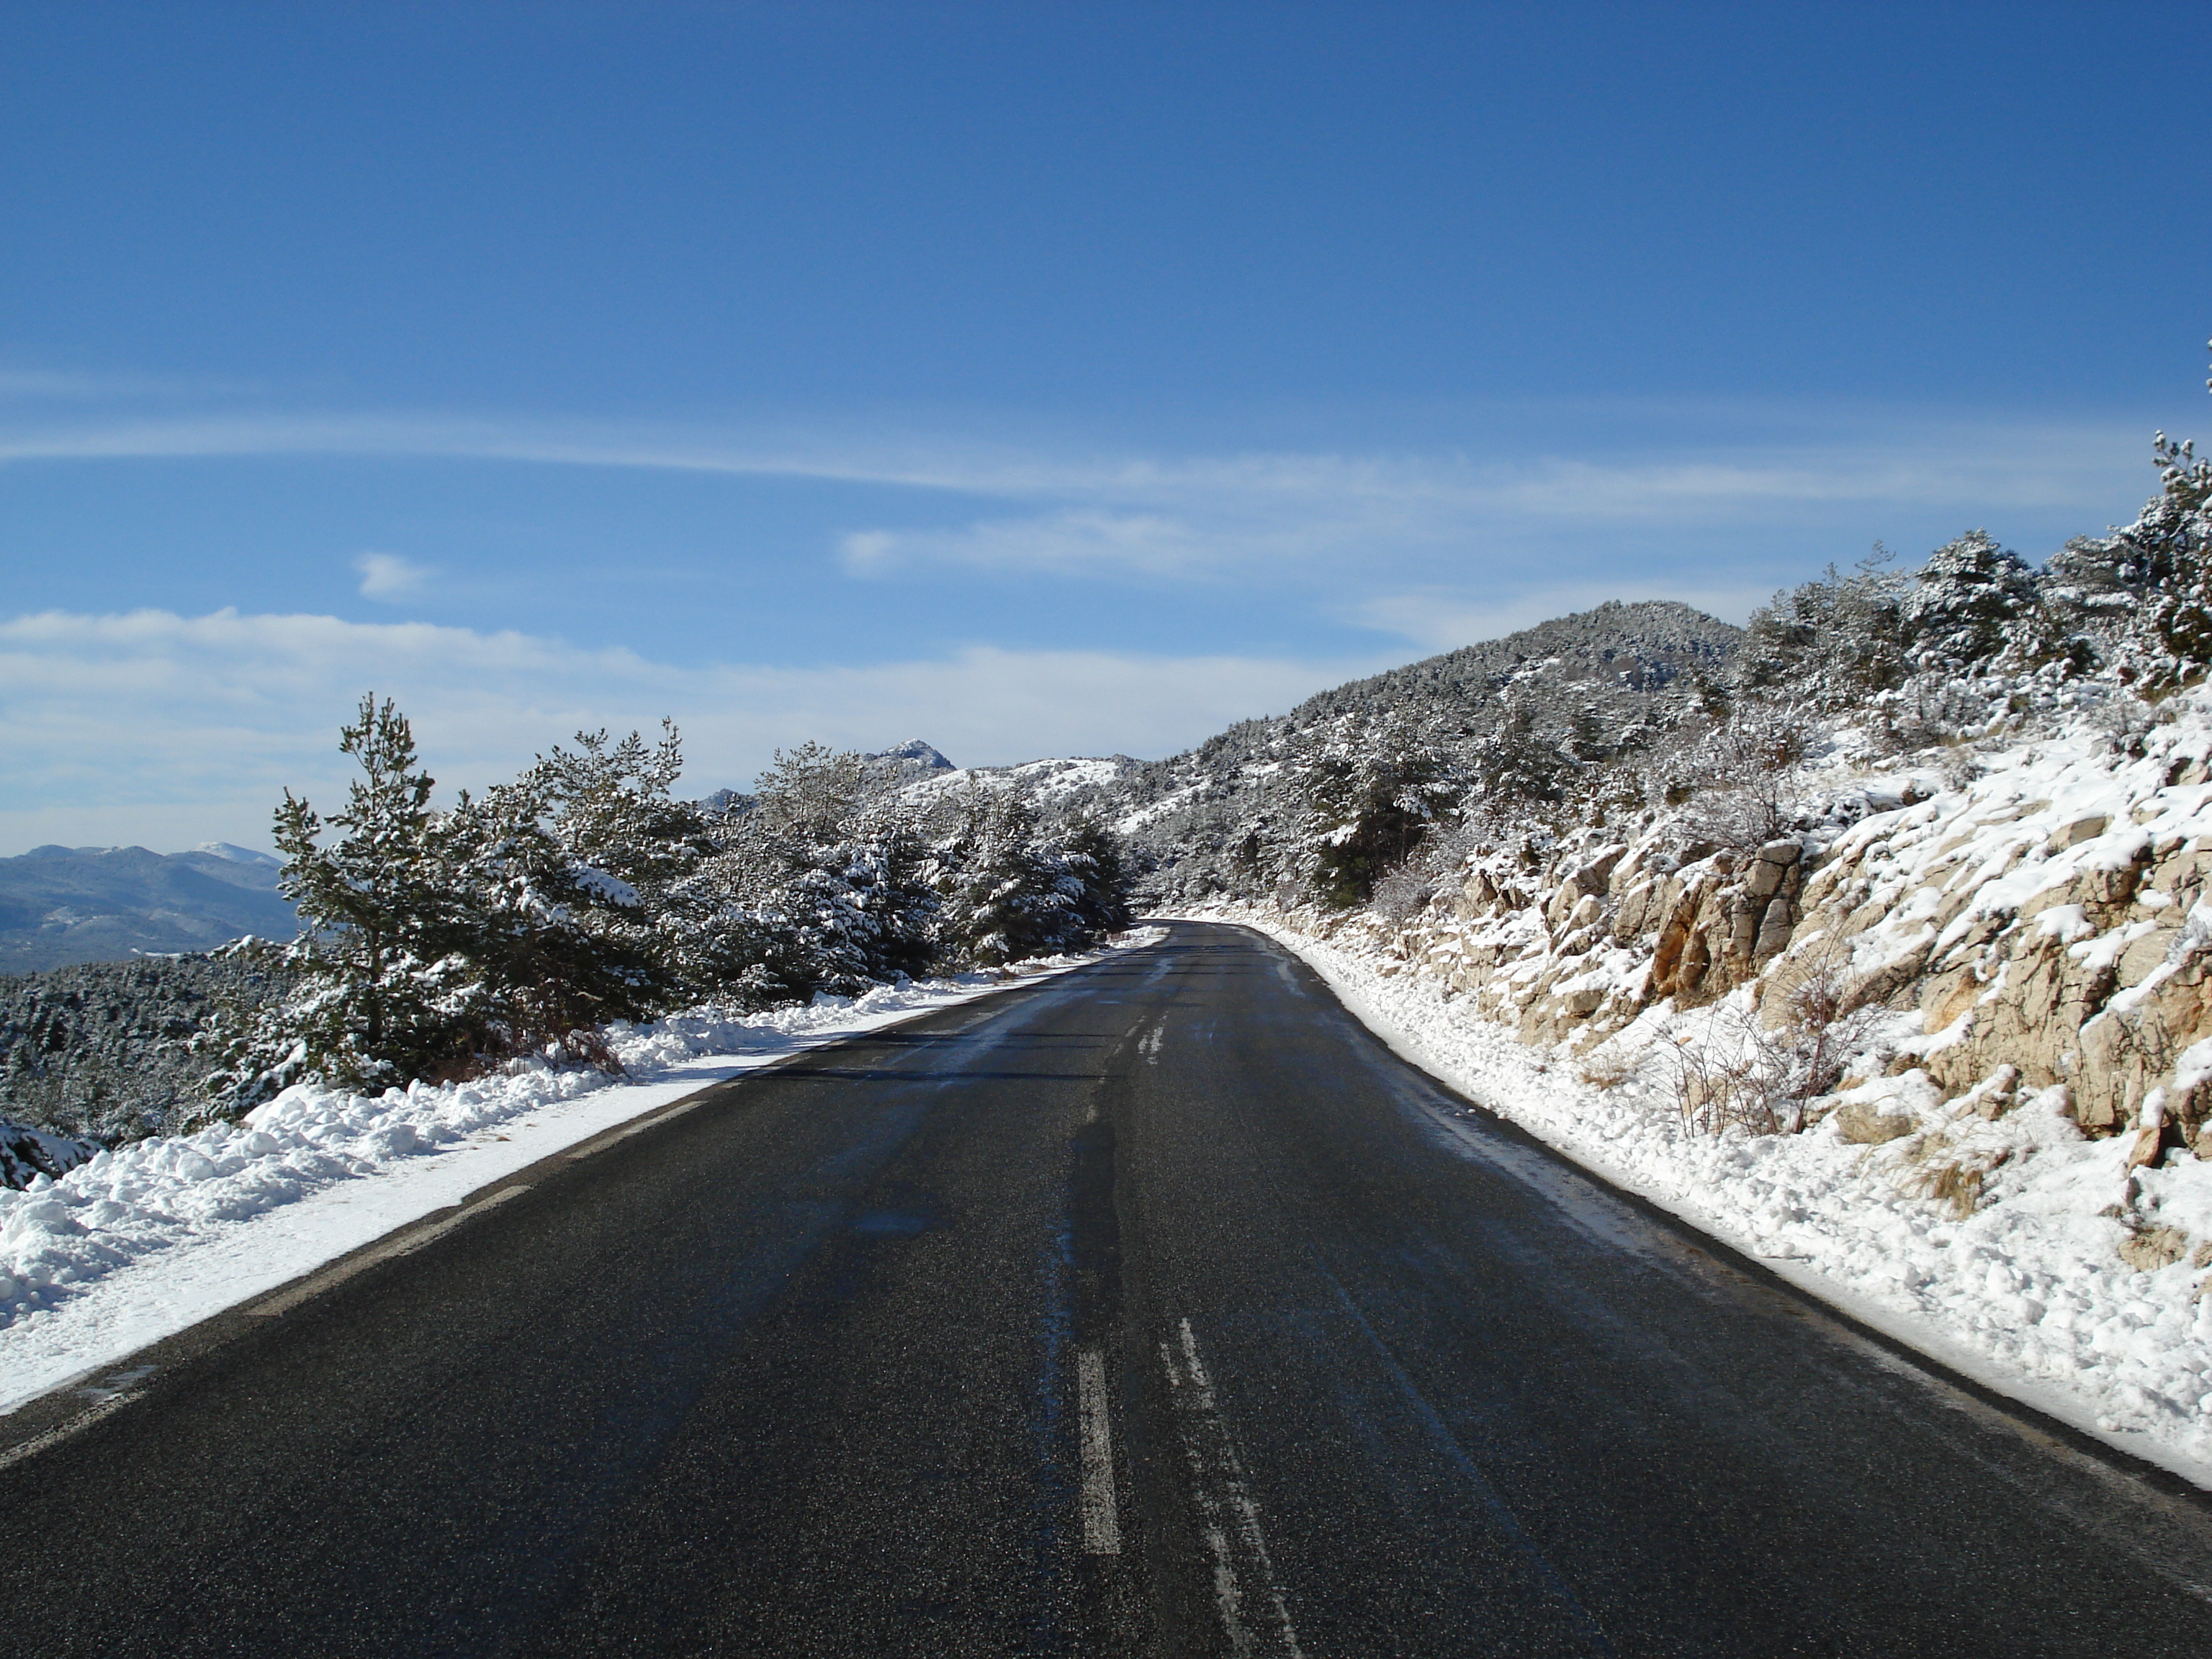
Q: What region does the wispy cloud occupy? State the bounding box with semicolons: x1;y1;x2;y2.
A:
0;367;250;401
0;405;2168;533
841;511;1231;578
355;551;431;599
0;607;1380;854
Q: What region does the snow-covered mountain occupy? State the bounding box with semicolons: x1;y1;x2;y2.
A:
899;601;1745;900
862;737;958;788
191;841;283;868
0;845;298;974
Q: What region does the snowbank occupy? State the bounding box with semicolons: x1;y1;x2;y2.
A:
1193;905;2212;1491
0;934;1161;1414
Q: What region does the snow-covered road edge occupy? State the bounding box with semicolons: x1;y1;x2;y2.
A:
1174;909;2212;1494
0;932;1164;1416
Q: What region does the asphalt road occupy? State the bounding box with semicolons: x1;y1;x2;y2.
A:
4;921;2211;1657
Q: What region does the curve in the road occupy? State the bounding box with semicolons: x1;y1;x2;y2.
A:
1;921;2208;1658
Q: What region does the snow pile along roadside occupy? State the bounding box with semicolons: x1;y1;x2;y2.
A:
0;932;1162;1413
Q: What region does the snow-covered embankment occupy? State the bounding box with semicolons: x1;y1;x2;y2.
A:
1175;700;2212;1491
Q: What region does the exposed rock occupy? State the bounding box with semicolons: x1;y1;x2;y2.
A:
1835;1100;1920;1143
2118;1225;2190;1272
2044;814;2111;855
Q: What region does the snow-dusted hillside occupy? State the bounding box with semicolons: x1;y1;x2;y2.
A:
894;752;1144;813
0;843;297;974
1182;688;2212;1485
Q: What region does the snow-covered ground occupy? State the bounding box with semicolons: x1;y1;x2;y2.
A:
0;935;1162;1416
1191;907;2212;1491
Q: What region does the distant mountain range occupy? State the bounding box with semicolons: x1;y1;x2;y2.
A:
0;843;297;975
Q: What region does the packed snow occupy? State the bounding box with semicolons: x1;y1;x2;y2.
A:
0;935;1161;1416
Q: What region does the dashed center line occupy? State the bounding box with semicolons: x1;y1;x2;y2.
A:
1076;1347;1122;1555
1160;1316;1305;1658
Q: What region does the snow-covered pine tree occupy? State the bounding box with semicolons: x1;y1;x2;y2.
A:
1282;711;1460;909
1467;693;1567;811
266;696;480;1090
1737;552;1910;709
427;775;669;1066
527;723;711;978
654;742;943;1003
751;741;866;848
930;785;1079;966
1897;530;2041;674
2135;429;2212;683
1051;813;1136;940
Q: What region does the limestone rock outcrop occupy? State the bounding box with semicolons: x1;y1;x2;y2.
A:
1283;706;2212;1162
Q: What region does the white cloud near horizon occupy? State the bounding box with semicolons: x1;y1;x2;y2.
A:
0;607;1384;856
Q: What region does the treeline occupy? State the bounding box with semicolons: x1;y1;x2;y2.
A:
1190;416;2212;914
215;709;1132;1103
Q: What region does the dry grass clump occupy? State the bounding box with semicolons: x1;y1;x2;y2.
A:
1575;1048;1638;1090
1920;1161;1985;1220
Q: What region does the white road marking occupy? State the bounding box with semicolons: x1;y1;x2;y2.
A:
1077;1346;1123;1554
1159;1317;1305;1658
247;1184;532;1317
1138;1023;1165;1066
75;1363;156;1403
566;1096;707;1161
0;1386;145;1474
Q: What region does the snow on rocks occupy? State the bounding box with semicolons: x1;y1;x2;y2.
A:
0;933;1163;1414
1207;906;2212;1488
1168;686;2212;1488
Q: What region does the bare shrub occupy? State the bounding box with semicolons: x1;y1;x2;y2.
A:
1672;956;1879;1136
1661;706;1815;852
1874;679;1997;754
1368;816;1483;922
2090;693;2167;760
1933;741;1983;792
1370;862;1440;922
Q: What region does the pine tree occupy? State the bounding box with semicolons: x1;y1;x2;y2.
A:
429;777;668;1062
269;696;475;1089
1898;531;2040;673
2135;430;2212;682
1737;552;1910;708
1285;711;1459;909
931;787;1079;966
1053;814;1135;940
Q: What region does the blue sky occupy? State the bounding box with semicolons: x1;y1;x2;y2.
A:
3;1;2208;852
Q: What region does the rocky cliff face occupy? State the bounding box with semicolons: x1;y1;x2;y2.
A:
1283;688;2212;1172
